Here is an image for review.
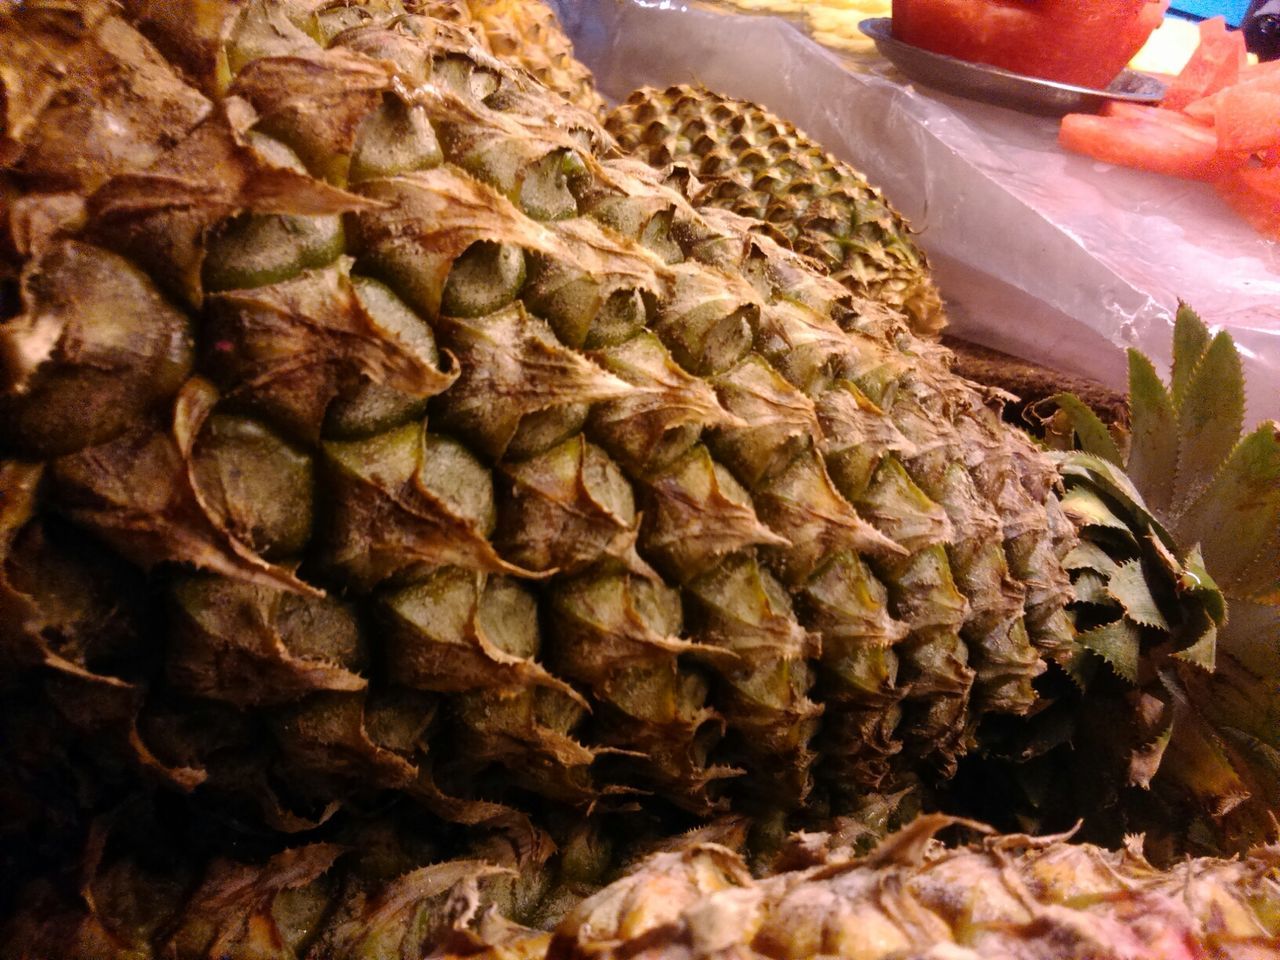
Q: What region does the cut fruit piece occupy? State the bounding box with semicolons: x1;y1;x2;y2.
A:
1160;17;1246;111
1184;66;1280;131
892;0;1168;89
1214;84;1280;154
1060;104;1245;181
1216;164;1280;240
1182;95;1219;124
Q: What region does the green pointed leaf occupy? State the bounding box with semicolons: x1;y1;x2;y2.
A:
1171;332;1245;519
1145;529;1183;583
1078;617;1142;683
1172;614;1217;672
1054;392;1123;465
1242;540;1280;604
1108;559;1171;631
1059;485;1135;539
1176;424;1280;597
1059;640;1095;690
1072;570;1116;606
1124;349;1177;516
1059;452;1171;551
1157;664;1256;807
1214;600;1280;684
1064;541;1123;578
1178;545;1227;628
1171;303;1211;408
1219;727;1280;782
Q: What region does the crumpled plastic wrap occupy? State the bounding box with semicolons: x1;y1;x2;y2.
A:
556;0;1280;423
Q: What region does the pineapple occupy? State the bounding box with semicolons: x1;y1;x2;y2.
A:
606;85;1134;428
600;90;1273;825
0;0;1080;850
550;815;1280;960
5;813;1277;959
465;0;608;117
1;0;1278;954
606;85;947;338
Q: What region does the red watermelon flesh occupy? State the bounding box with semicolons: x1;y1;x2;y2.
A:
1060;105;1246;181
892;0;1167;89
1183;66;1280;125
1239;61;1280;83
1183;95;1219;124
1216;165;1280;239
1215;85;1280;154
1161;17;1246;111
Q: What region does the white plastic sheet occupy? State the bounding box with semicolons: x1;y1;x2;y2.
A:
556;0;1280;423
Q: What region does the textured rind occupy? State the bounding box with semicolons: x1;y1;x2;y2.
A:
3;817;1277;960
466;0;608;117
606;85;947;339
0;0;1082;933
551;818;1280;960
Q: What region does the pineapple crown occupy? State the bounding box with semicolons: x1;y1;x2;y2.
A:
1051;305;1280;854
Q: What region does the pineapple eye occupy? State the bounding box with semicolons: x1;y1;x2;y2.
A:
202;213;346;292
441;241;526;318
0;243;194;457
518;149;581;221
349;97;444;184
192;414;315;560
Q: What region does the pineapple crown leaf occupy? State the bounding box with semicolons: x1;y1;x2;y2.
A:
1176;424;1280;601
1176;546;1227;627
1058;483;1137;540
1170;618;1218;672
1058;452;1175;555
1075;618;1142;684
1063;540;1123;579
1217;727;1280;788
1052;391;1122;466
1123;348;1177;512
1170;302;1212;409
1106;560;1172;632
1168;330;1247;522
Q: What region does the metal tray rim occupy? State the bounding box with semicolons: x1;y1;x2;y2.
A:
858;17;1167;114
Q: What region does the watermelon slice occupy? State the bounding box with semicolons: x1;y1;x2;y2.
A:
1060;105;1245;181
1183;64;1280;126
1216;165;1280;240
1237;60;1280;85
1182;95;1219;124
892;0;1167;90
1215;84;1280;154
1161;17;1246;112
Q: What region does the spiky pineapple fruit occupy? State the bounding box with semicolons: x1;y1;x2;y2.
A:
7;814;1277;959
605;86;1136;429
465;0;607;116
0;2;1277;955
606;85;947;338
0;0;1079;871
550;815;1280;960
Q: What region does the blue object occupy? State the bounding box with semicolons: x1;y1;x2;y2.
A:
1170;0;1252;26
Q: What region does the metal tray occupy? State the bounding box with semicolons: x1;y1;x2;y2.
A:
859;18;1167;115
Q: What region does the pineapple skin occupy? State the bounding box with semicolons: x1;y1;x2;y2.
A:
465;0;608;117
1;0;1076;932
606;85;947;339
550;816;1280;960
4;815;1277;960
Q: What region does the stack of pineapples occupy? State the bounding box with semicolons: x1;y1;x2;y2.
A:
0;1;1276;957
